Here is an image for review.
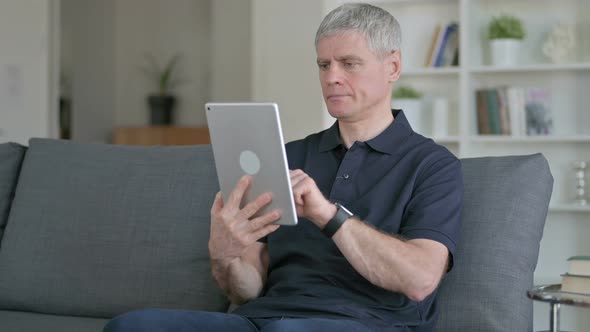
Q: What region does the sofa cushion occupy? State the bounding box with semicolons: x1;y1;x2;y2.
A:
0;142;26;242
0;138;227;318
435;154;553;332
0;310;108;332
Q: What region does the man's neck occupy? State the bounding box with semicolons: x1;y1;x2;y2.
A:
338;106;394;148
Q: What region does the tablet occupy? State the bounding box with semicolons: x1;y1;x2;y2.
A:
205;102;298;226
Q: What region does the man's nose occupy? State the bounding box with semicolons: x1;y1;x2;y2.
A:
324;65;343;85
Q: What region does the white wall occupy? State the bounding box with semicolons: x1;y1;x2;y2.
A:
251;0;325;143
15;0;325;145
114;0;211;127
61;0;211;143
62;0;116;143
210;0;252;102
0;0;58;145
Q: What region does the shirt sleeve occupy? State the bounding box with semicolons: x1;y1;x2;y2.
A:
399;156;463;271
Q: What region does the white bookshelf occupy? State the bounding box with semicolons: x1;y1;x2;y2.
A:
320;0;590;330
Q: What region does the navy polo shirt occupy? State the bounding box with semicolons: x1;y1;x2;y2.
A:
233;110;463;331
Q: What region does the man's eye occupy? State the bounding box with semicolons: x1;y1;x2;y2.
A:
318;63;329;70
344;62;357;69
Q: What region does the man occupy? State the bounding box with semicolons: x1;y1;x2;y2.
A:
104;3;462;332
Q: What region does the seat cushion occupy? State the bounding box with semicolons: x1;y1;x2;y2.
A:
0;310;108;332
435;154;553;332
0;142;26;242
0;138;228;317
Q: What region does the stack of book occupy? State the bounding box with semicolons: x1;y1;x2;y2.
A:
561;256;590;295
475;86;553;136
424;22;459;67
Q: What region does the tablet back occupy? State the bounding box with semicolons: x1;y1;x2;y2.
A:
205;103;297;226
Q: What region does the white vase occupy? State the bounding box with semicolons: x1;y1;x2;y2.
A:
490;39;522;67
392;99;423;133
431;97;449;137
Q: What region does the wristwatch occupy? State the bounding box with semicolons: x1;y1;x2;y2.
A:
322;202;354;238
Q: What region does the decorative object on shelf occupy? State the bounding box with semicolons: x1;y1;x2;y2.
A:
141;53;182;125
392;85;424;133
572;161;588;205
487;14;526;67
524;87;553;136
542;23;577;64
431;97;449;137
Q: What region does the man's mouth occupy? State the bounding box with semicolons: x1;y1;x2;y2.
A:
327;94;349;101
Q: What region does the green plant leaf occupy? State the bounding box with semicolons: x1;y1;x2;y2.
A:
488;14;525;40
160;54;180;95
392;85;422;99
140;53;182;95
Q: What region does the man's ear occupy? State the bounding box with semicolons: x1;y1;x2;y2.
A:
386;50;402;83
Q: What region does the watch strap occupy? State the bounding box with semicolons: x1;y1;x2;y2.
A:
322;203;353;238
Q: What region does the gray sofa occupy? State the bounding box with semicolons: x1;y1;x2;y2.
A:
0;138;553;332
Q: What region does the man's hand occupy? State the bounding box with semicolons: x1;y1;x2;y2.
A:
289;169;336;228
209;175;281;263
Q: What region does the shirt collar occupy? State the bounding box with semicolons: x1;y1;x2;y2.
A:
318;109;414;155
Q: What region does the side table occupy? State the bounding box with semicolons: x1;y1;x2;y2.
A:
527;284;590;332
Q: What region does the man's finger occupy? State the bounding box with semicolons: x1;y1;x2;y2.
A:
252;223;281;242
210;192;224;214
239;192;273;219
227;175;251;208
250;209;282;231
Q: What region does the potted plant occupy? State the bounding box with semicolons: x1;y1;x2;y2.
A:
392;85;424;133
142;54;181;125
488;14;526;66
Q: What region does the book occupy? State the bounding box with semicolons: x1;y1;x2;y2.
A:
428;24;447;67
561;273;590;295
451;46;459;66
496;87;511;135
506;87;526;136
437;23;459;67
524;87;553;136
485;89;502;135
568;256;590;276
475;89;490;134
425;22;458;67
424;24;442;67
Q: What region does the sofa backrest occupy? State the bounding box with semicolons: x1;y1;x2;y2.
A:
0;138;228;318
435;154;553;332
0;139;554;329
0;142;26;242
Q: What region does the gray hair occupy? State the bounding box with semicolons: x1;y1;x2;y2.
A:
315;3;401;58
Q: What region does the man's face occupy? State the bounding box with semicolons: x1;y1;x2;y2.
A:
316;31;400;121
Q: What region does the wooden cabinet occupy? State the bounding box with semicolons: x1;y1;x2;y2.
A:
113;126;210;146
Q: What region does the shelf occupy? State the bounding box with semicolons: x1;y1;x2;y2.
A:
403;67;460;77
470;136;590;143
369;0;457;5
549;204;590;213
470;63;590;74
